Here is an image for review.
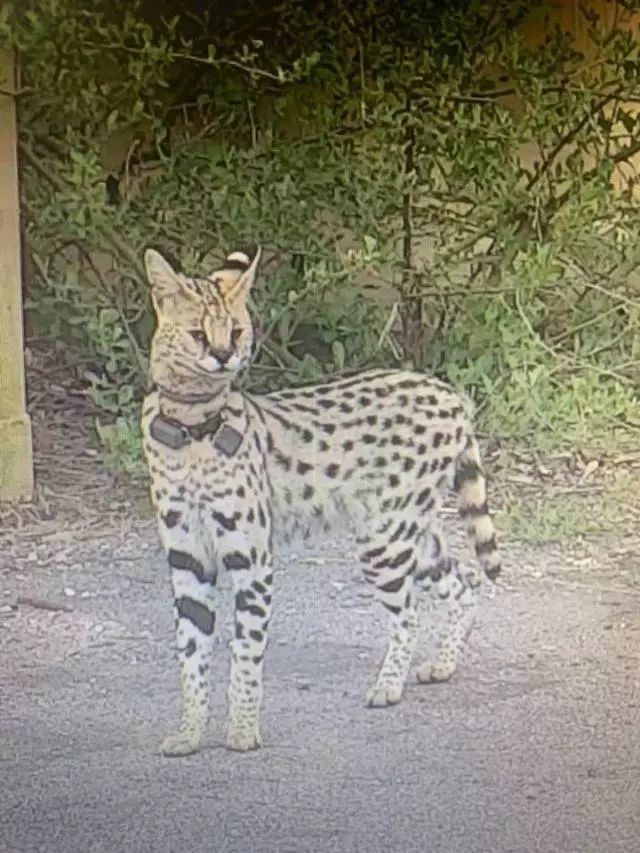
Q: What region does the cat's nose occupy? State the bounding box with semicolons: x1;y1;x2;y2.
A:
209;347;233;365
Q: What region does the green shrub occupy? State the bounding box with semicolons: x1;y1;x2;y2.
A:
3;0;639;464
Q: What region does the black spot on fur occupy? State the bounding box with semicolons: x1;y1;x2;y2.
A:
399;492;414;509
168;550;208;583
176;597;215;635
275;450;292;471
362;545;385;561
212;510;237;531
235;590;267;617
476;536;497;556
302;484;314;500
162;510;181;529
389;521;406;543
388;547;413;568
317;398;336;410
325;463;340;478
454;459;482;490
297;460;313;475
343;439;354;451
379;576;405;594
223;551;251;571
459;501;489;518
405;521;418;539
249;629;264;642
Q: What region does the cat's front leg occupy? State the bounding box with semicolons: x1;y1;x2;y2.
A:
158;516;217;757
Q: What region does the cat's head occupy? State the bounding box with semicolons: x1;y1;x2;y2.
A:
144;247;261;391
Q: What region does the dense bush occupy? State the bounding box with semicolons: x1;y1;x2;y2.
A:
3;0;639;461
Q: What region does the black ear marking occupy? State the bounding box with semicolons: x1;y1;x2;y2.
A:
221;246;261;273
222;258;251;272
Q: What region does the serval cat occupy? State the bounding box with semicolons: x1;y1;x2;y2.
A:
141;246;501;756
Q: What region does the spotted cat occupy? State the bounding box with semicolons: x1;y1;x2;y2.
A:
141;246;501;756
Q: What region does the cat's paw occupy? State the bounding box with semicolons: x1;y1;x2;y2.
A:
226;728;262;752
366;684;403;707
159;729;202;757
416;660;456;684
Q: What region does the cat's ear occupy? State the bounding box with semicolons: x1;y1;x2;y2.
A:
224;246;262;303
144;249;183;312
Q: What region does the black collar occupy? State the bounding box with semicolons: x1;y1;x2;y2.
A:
149;411;243;456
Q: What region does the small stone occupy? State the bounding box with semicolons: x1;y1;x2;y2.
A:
93;624;104;634
63;587;76;598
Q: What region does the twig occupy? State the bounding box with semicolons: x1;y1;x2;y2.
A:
528;91;620;194
16;594;73;613
75;39;292;82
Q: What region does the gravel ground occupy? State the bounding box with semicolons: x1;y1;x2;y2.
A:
1;517;639;853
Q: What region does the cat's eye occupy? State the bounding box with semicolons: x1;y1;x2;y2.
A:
188;329;207;345
231;327;244;344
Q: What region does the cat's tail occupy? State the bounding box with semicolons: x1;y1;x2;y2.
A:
454;434;501;581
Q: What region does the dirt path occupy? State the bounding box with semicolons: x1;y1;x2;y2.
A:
1;515;639;853
1;351;638;852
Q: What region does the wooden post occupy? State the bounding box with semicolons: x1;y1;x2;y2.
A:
0;48;33;501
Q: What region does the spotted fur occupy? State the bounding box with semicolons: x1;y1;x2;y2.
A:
141;246;501;756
